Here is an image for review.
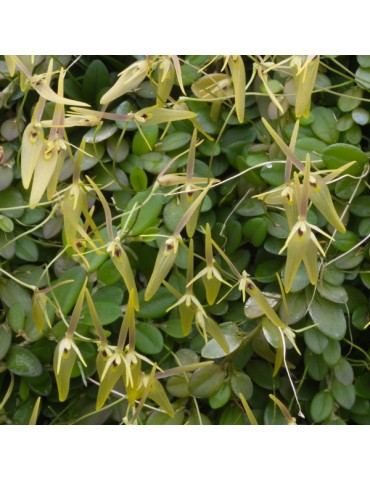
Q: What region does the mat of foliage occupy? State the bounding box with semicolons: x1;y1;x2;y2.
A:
0;55;369;425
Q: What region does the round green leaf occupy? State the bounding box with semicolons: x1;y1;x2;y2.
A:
309;294;346;340
310;391;334;423
155;132;191;152
7;303;25;333
304;328;328;354
166;376;189;398
209;383;231;409
355;373;370;400
51;267;87;316
7;346;43;377
137;287;174;319
322;143;368;176
333;357;354;385
336;114;354;132
188;364;225;398
332;231;359;252
322;339;341;367
242;217;268;247
356;67;370;89
357;56;370;68
338;86;363;112
135;322;164;354
132;125;159;155
80;301;122;326
311;107;339;143
0;186;24;218
130;167;148;192
352;107;369;125
231;371;253;400
332;379;356;410
246;360;279;390
85;123;117;143
260;163;285;186
304;350;329;381
201;323;242;359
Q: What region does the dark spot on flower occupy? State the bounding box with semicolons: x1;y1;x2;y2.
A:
102;350;108;358
114;248;121;257
141;114;148;119
166;243;174;251
309;180;317;188
298;227;304;237
76;241;83;249
247;282;254;290
187;191;194;198
63;348;69;355
112;359;118;368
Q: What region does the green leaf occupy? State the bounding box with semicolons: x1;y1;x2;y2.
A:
209;383;231;409
349;196;370;217
333;357;354;385
201;323;242;359
310;391;334;423
0;214;14;233
260;163;285;186
236;198;266;217
304;350;329;381
322;143;368;176
82;59;110;103
188;364;225;398
166;376;189;398
267;212;290;238
135;322;164;354
311;107;339;143
155;132;191;152
279;292;307;325
242;217;268;247
338;86;363;112
357;56;370;68
322;339;341;367
317;282;348;304
7;346;43;377
246;360;279;390
332;379;356;410
345;123;362;144
15;236;39;262
295;137;327;161
26;370;52;396
0;322;12;360
51;267;87;316
80;301;122;326
219;405;245;425
351;305;369;330
231;371;253;401
7;303;25;333
352;107;369;125
304;328;328;354
0;186;24;218
332;231;359;252
356;67;370;89
137;286;174;319
123;189;163;236
336;114;354;132
355;373;370;400
309;293;346;340
85;123;118;143
130;167;148;192
132;125;159;155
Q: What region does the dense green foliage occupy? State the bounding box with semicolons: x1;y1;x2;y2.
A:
0;55;369;425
